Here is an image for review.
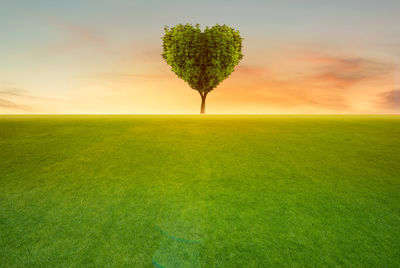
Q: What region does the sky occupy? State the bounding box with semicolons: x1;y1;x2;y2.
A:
0;0;399;114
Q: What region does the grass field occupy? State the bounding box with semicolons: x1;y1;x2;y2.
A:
1;115;399;267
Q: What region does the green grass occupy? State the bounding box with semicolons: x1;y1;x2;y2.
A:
1;115;399;267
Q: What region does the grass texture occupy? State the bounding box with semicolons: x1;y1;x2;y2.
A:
0;115;399;267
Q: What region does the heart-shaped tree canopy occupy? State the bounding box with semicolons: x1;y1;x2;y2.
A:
162;24;243;95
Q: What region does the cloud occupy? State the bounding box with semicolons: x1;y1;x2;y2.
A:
0;87;65;113
217;64;350;111
0;87;62;102
375;43;400;49
0;88;34;112
375;89;400;111
29;15;110;57
214;52;394;112
0;98;33;111
94;72;170;80
235;65;269;77
304;55;393;88
0;87;23;96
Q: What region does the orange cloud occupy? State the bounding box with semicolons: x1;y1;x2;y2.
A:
67;46;397;114
0;87;64;113
94;72;170;80
209;51;395;113
8;39;395;114
235;65;269;77
213;63;350;113
0;98;33;111
302;54;393;88
375;89;400;112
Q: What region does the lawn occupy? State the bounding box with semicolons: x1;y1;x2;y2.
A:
0;115;399;267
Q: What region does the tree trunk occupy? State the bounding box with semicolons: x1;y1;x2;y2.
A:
200;92;207;114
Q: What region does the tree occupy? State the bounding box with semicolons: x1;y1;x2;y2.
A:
162;24;243;114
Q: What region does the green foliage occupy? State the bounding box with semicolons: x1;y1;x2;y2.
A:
162;23;243;93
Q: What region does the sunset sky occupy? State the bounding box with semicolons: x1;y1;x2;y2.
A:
1;0;399;114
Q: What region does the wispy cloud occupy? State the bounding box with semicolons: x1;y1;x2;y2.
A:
94;72;170;80
28;14;110;57
211;52;395;112
302;54;393;88
0;98;33;111
0;88;34;112
0;87;65;113
218;63;350;111
0;87;62;102
235;65;269;77
375;89;400;112
0;87;23;96
375;43;400;49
